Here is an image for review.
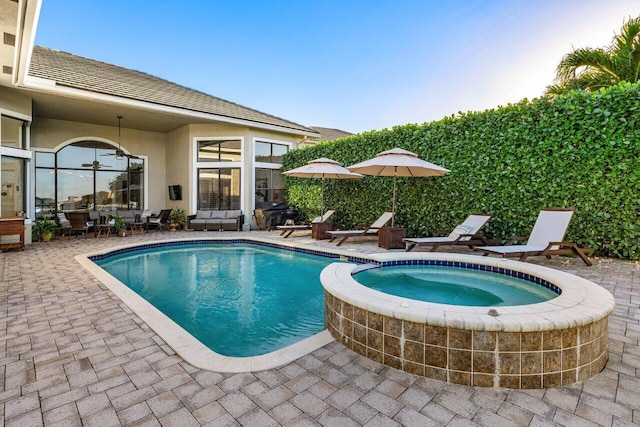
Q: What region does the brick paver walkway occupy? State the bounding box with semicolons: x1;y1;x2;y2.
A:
1;231;638;426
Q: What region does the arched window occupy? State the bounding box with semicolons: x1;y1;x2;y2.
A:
35;141;144;218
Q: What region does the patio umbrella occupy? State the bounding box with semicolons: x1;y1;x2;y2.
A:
282;157;362;217
347;148;450;226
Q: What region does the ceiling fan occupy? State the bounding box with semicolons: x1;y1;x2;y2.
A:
82;150;111;170
81;160;112;170
101;115;140;160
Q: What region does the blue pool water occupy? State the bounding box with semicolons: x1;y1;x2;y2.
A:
353;265;558;306
96;244;336;357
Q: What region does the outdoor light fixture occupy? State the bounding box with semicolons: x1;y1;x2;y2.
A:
116;115;124;160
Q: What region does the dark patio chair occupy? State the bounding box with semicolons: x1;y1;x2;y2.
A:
67;212;89;239
146;209;172;232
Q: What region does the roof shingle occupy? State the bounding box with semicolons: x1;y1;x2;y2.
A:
29;46;317;134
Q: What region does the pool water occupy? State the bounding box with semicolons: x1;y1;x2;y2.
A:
96;244;336;357
353;265;558;306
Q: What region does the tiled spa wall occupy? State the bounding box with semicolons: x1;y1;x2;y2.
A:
324;291;608;389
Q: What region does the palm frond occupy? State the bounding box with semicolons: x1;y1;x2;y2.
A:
556;49;618;81
550;15;640;92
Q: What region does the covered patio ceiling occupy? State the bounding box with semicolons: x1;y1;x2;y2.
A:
29;89;239;133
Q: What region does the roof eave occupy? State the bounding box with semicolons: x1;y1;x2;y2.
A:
13;0;41;86
20;75;321;137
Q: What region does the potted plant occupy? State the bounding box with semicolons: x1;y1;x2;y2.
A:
32;218;58;242
108;214;128;237
168;208;186;231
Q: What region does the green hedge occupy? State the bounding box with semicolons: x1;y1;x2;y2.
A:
283;82;640;259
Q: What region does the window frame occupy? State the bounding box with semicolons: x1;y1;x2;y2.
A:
32;138;148;217
197;139;242;162
251;138;292;211
0;112;31;219
196;167;242;210
192;136;244;214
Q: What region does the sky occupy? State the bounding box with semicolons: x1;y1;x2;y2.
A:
34;0;639;134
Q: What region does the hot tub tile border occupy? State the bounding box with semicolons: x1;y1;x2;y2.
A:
325;294;610;389
322;257;615;389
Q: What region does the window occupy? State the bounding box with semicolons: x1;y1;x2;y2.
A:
198;139;241;162
34;141;144;218
198;168;241;210
1;115;28;218
195;137;243;211
1;116;25;149
1;157;24;217
255;168;284;206
254;140;289;207
255;141;288;163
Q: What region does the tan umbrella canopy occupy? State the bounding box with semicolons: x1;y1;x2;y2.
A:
282;157;362;216
347;148;450;225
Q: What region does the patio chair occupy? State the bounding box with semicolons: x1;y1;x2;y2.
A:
55;212;72;238
146;209;172;232
475;208;593;265
404;214;496;252
327;211;394;246
276;210;335;238
86;211;101;237
67;212;89;239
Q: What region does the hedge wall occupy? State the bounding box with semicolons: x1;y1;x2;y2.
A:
283;82;640;259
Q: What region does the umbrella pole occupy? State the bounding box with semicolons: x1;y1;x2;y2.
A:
391;175;396;227
321;177;325;218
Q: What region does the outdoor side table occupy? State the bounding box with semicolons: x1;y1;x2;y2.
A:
129;222;145;235
378;226;407;249
96;224;111;238
312;222;333;240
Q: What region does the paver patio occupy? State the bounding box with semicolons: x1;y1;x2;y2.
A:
1;230;638;426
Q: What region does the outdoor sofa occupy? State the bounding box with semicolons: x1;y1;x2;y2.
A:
187;210;244;231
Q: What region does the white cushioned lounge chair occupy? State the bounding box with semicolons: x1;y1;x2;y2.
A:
276;210;335;238
404;214;494;252
327;211;394;246
476;208;592;265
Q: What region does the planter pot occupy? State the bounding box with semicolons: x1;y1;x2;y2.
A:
117;230;126;237
40;231;54;242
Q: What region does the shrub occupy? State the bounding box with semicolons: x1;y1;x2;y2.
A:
283;82;640;259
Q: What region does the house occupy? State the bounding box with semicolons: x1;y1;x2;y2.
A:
0;0;320;243
309;126;353;142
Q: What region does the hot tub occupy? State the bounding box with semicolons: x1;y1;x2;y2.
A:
321;253;614;389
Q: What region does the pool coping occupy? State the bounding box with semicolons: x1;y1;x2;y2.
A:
76;237;615;373
75;236;363;373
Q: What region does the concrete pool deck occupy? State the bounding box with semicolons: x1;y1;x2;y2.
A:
1;230;638;426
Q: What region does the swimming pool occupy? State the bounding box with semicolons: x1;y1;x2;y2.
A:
95;243;336;357
352;265;558;306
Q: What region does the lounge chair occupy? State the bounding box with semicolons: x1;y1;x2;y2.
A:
276;210;335;238
476;208;592;266
404;214;495;252
327;211;394;246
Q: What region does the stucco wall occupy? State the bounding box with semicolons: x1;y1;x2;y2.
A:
0;87;32;118
165;125;190;213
